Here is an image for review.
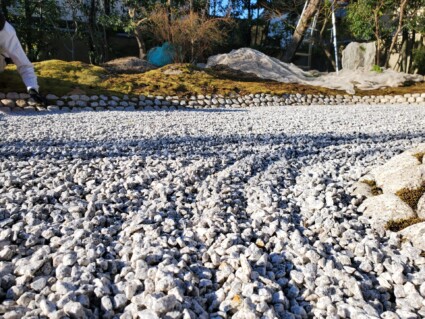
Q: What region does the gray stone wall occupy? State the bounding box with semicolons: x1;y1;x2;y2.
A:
1;91;425;113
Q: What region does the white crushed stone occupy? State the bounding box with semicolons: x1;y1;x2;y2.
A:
1;104;425;319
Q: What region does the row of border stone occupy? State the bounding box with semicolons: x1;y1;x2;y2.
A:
1;92;425;112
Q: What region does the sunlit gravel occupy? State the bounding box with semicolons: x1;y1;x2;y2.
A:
1;104;425;319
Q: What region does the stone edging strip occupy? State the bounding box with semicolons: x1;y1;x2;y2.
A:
1;92;425;112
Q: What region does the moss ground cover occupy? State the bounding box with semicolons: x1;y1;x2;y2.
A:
361;180;383;196
1;60;425;98
385;217;424;232
0;60;112;96
413;152;425;163
396;183;425;210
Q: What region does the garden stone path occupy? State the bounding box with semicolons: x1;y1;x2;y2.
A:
0;104;425;319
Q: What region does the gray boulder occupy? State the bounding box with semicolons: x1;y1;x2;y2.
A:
405;143;425;158
375;165;425;194
369;153;423;194
417;194;425;219
399;222;425;251
351;181;374;198
342;42;376;71
370;153;420;181
358;193;416;227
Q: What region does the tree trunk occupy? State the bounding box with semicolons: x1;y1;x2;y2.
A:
167;0;173;42
70;20;76;61
134;28;147;60
373;1;384;66
385;0;408;68
283;0;321;63
376;39;381;66
104;0;111;15
262;20;270;48
23;0;32;57
87;0;97;64
246;0;252;46
316;36;336;70
316;14;336;71
102;0;112;62
254;6;260;45
191;39;195;63
407;30;415;73
400;29;408;72
205;0;210;15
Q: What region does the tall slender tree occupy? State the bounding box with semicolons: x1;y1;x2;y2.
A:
123;0;158;59
385;0;408;67
282;0;321;62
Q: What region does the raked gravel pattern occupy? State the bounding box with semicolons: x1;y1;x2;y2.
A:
1;104;425;319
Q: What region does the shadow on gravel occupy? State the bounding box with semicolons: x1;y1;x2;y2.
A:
0;130;423;160
1;128;424;317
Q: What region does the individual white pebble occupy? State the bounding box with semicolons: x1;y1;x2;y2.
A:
63;301;85;318
39;299;57;315
62;253;78;266
381;311;401;319
114;293;127;309
138;309;160;319
420;282;425;298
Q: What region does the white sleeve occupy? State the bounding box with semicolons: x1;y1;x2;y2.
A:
2;22;39;91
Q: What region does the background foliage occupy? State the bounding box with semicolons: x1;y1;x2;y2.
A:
0;0;424;73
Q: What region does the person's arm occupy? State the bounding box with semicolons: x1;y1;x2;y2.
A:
2;22;39;92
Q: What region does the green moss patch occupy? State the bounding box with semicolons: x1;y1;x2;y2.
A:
362;180;383;196
0;60;114;96
102;63;346;97
1;59;425;98
413;152;425;164
1;61;344;97
385;217;424;232
356;82;425;97
371;65;383;73
396;183;425;210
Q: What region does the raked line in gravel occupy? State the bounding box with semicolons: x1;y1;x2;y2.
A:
0;104;425;319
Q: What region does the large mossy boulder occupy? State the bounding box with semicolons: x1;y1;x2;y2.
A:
354;144;425;252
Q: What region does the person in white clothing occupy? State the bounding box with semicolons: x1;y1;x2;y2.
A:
0;12;46;105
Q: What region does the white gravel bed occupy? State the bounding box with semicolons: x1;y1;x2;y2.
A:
1;104;425;319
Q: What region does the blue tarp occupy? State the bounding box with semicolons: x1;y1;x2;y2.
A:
147;42;175;67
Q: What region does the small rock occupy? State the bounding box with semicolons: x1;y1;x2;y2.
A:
399;222;425;251
152;295;178;314
63;301;85;318
40;299;57;315
138;309;160;319
30;277;48;292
